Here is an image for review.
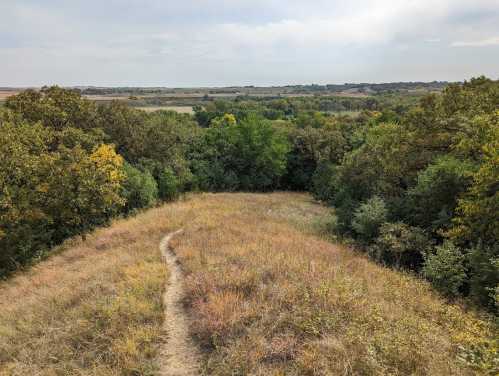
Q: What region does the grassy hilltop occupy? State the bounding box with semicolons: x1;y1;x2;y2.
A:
1;193;496;375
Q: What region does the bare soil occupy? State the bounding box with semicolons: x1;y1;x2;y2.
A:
158;230;201;376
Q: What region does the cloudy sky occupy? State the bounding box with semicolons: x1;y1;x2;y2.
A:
1;0;498;87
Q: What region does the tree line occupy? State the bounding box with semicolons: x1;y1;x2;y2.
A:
0;78;497;310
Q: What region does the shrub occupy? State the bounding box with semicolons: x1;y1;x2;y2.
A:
373;222;430;269
423;242;467;297
313;212;339;239
467;244;499;309
157;167;180;201
311;162;337;202
351;196;388;242
122;163;158;213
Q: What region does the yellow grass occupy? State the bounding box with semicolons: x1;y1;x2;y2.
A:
0;193;496;375
0;202;192;375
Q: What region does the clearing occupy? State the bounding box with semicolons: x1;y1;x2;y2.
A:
0;193;496;375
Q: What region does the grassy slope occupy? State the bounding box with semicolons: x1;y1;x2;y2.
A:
0;193;496;375
0;203;193;375
172;193;496;375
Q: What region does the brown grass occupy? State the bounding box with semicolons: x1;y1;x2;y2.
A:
0;193;496;375
170;193;497;375
0;202;194;375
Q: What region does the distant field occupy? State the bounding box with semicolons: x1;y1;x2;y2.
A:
328;110;361;116
0;90;20;100
136;105;195;114
83;95;129;101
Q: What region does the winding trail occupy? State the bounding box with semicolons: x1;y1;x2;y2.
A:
158;230;201;376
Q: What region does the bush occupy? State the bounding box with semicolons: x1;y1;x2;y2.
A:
373;222;430;269
311;162;337;202
423;242;467;297
122;163;158;213
467;244;499;309
157;167;180;201
352;196;388;242
312;212;339;239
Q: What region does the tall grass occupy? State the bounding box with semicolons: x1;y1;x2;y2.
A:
0;203;192;375
172;193;497;375
0;193;496;375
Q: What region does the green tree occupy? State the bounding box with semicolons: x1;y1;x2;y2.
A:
407;156;474;233
157;167;180;202
42;144;125;241
5;86;98;131
450;134;499;246
122;163;158;213
0;121;125;275
192;114;290;191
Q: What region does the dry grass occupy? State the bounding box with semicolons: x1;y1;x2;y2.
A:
0;202;194;375
0;193;496;375
170;193;497;375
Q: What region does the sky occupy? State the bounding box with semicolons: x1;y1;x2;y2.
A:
1;0;498;87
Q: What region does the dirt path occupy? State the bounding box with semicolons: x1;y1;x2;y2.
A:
158;230;201;376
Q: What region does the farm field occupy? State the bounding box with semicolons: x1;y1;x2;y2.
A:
0;90;20;101
1;193;495;375
135;105;195;114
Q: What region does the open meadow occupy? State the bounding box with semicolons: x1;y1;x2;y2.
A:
1;193;496;375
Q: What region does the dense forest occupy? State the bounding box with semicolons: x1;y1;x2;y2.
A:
0;77;497;310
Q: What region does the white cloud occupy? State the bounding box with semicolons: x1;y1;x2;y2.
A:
0;0;498;85
451;36;499;47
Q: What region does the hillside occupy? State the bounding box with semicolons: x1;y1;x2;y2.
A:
0;193;496;375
